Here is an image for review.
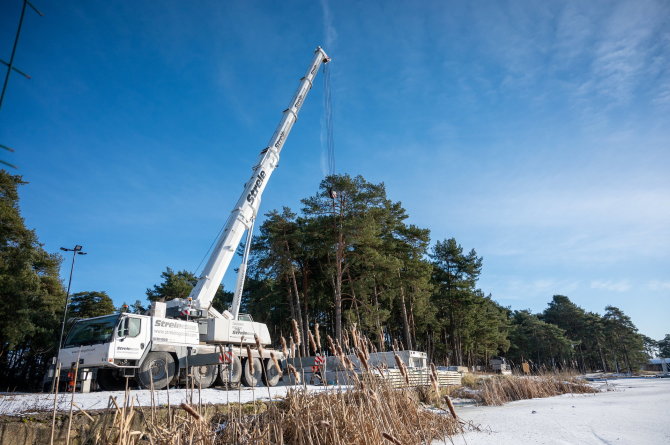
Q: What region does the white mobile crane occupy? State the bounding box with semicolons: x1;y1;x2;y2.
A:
54;47;330;391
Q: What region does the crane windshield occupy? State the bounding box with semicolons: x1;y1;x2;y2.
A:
63;314;120;348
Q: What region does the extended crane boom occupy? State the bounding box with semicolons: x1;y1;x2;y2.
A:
53;48;331;392
168;47;330;320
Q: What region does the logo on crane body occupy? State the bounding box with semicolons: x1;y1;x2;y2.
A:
295;94;304;109
274;131;286;149
246;170;266;204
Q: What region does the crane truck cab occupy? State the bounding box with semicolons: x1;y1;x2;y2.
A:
55;306;279;391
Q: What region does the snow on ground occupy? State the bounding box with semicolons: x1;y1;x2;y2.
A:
2;377;668;445
438;377;670;445
0;384;342;415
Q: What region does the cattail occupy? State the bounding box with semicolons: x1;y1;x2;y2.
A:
394;353;403;371
291;319;301;346
287;364;300;384
308;329;317;355
246;346;255;374
382;432;403;445
281;336;288;358
394;353;409;385
364;337;371;359
444;394;458;419
431;363;441;394
335;340;344;357
401;362;410;386
270;352;282;375
314;323;321;352
430;372;440;395
356;349;370;373
343;329;350;352
351;326;359;350
289;336;296;358
326;335;337;356
254;334;265;357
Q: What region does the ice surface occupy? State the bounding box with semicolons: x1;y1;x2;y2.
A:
436;377;670;445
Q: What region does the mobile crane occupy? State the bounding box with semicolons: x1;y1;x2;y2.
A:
54;47;331;391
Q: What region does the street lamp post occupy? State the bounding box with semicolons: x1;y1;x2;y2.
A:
57;245;87;350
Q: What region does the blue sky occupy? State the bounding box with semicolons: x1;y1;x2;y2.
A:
1;1;668;340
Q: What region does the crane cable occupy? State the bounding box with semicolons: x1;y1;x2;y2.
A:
322;62;335;177
197;61;335;275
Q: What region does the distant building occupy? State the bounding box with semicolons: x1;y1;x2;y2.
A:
643;358;669;373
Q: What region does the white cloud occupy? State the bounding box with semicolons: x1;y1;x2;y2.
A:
648;280;670;291
590;280;631;292
489;278;581;301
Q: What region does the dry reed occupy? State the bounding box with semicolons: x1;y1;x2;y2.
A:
458;374;597;406
287;364;300;384
269;352;282;375
245;346;254;374
308;329;317;355
81;331;462;445
281;336;288;358
219;379;460;444
291;319;301;347
314;323;321;352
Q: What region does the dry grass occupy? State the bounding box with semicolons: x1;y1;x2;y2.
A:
85;330;460;445
455;374;597;406
87;378;459;445
459;372;479;388
220;380;460;444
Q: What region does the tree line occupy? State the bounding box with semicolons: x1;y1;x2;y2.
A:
239;175;654;374
0;170;665;389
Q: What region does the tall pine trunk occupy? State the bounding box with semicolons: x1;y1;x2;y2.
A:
400;285;413;350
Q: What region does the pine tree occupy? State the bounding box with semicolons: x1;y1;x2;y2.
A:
658;335;670;358
602;306;646;373
69;291;116;318
0;171;65;388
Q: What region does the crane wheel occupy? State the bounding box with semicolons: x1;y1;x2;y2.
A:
217;355;242;387
263;358;282;386
241;357;263;387
189;364;217;389
137;352;176;390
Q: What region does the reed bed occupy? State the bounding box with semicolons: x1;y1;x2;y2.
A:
458;374;597;406
219;380;460;444
85;325;459;445
86;378;458;445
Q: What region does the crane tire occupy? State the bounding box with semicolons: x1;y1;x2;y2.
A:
189;364;218;389
263;358;282;386
137;352;176;390
218;355;242;387
241;357;263;387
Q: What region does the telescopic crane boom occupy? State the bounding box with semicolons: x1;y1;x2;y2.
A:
167;47;331;320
